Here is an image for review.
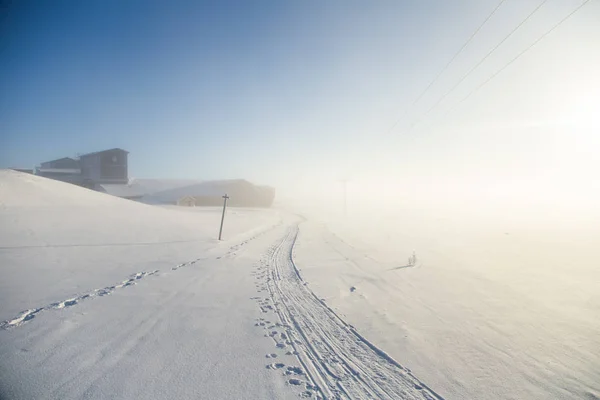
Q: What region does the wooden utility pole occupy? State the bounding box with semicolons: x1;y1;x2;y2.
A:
218;194;229;240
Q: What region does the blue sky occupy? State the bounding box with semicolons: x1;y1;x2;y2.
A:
1;1;599;199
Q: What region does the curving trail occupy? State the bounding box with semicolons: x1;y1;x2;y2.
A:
262;224;444;400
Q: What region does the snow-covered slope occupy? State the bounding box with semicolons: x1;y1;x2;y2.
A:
0;170;280;322
0;170;304;399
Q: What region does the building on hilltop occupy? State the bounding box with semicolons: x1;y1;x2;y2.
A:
36;156;83;185
80;148;129;186
35;148;129;188
40;157;80;170
32;151;275;206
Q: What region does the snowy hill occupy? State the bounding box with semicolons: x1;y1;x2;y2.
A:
0;170;281;321
0;170;302;399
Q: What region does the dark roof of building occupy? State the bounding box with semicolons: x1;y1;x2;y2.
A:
80;148;129;158
40;157;78;164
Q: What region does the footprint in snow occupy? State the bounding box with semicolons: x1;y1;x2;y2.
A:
286;366;303;375
63;299;78;307
1;308;43;328
2;270;161;330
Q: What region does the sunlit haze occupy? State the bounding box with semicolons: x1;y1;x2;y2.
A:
2;2;600;399
2;1;599;220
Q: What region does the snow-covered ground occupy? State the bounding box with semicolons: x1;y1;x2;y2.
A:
2;169;598;399
292;209;600;400
0;171;440;399
0;171;298;399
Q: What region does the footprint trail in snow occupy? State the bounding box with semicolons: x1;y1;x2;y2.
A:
254;224;444;400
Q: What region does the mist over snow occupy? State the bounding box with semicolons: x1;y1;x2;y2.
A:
2;0;600;399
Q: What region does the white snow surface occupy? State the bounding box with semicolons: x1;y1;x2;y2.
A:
292;211;600;400
1;171;440;400
0;171;297;399
2;169;599;399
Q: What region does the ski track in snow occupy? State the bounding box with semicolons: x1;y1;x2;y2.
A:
1;225;278;330
253;224;444;400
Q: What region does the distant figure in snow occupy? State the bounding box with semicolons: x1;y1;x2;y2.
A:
408;251;417;267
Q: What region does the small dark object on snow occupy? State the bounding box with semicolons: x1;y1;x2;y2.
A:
350;286;356;292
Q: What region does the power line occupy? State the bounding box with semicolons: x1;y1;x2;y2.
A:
421;0;550;120
459;0;591;106
386;0;507;134
411;0;508;107
433;0;591;130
